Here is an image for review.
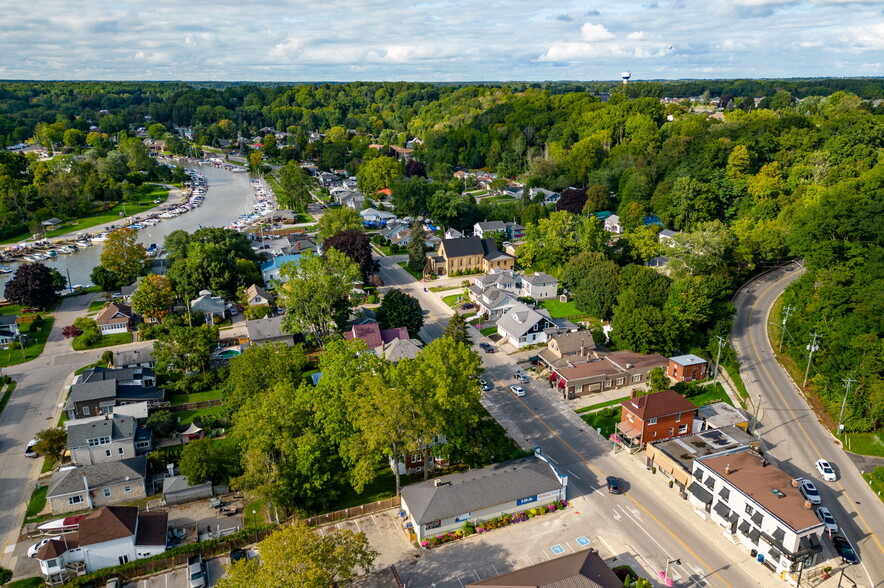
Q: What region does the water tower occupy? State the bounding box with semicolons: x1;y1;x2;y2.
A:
621;71;631;85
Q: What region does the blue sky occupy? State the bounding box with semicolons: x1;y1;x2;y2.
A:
0;0;882;81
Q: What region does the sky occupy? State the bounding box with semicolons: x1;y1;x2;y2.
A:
0;0;882;81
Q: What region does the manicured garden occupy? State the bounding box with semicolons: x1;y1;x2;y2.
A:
540;299;596;324
480;326;497;337
575;396;630;414
25;485;48;520
175;404;225;427
420;500;568;548
168;389;223;405
397;262;426;281
442;291;468;307
71;330;132;351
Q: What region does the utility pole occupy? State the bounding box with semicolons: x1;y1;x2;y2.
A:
713;335;726;382
837;378;856;436
750;393;763;436
803;332;820;387
778;305;794;353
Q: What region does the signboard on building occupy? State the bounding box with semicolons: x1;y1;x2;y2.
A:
517;495;537;506
455;512;471;523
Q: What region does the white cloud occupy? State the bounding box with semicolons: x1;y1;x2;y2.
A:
844;22;884;50
627;31;647;40
581;22;615;42
267;37;304;59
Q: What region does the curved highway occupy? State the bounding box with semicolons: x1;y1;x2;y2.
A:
732;262;884;587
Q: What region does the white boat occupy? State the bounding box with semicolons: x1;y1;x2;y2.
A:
91;234;109;243
37;514;89;533
0;266;12;274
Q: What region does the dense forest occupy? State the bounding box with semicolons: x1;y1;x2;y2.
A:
0;79;881;432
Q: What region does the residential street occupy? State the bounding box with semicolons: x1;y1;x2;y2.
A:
732;263;884;587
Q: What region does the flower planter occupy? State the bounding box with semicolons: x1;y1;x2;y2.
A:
422;501;568;549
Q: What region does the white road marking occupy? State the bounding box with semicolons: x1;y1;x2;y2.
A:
566;469;582;480
546;454;559;464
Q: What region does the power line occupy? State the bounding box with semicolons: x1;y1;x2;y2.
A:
779;305;794;353
803;332;820;388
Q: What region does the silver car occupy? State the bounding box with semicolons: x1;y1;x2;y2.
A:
815;506;838;533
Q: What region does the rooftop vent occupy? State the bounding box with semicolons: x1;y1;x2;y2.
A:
771;489;786;498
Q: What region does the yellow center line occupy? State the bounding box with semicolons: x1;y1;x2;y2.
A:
748;270;884;557
498;384;734;588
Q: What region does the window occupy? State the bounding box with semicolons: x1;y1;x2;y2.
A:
719;487;730;501
669;427;674;436
675;413;681;422
87;436;111;447
118;447;125;455
604;380;612;389
648;418;658;425
103;488;112;498
632;374;642;383
69;495;84;506
575;385;583;393
628;414;634;423
745;505;754;515
678;424;688;434
100;405;113;415
82;406;90;416
616;378;625;386
118;555;129;565
105;449;112;457
426;520;441;530
124;486;132;492
410;453;421;462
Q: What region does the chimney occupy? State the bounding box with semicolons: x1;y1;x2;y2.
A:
83;475;94;509
631;388;637;399
725;464;731;475
167;463;175;477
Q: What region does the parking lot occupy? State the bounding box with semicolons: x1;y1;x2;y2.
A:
316;508;414;569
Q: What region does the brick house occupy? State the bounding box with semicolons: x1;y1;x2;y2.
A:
549;351;668;400
668;354;708;382
616;390;698;446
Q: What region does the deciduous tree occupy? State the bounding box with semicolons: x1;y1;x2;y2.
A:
223;342;308;415
131;274;175;323
276;161;312;212
376;288;424;336
217;520;377;588
33;427;67;462
3;262;65;310
317;206;362;241
179;438;240;485
154;325;218;374
100;228;148;286
357;156;400;196
324;229;377;281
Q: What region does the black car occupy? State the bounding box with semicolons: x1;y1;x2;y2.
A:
606;476;622;494
832;536;859;564
229;548;248;564
479;342;494;353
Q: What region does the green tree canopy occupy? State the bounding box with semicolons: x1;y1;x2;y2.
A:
99;228;148;286
130;274;175;322
357;156;400;195
376;288;424;336
317;206;362;241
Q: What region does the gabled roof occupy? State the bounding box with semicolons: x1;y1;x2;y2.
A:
344;323;410;349
440;236;499;259
80;367;154;384
68;379;118;404
190;293;226;314
474;220;507;233
246;315;292;343
548;330;596;356
245;284;275;305
467;549;621;588
521;272;557;286
0;314;19;325
381;338;422;362
78;506;138;546
67;414;136;448
113;344;155;367
48;457;147;498
621;390;697;421
96;302;135;326
402;456;563;525
606;350;669;371
495;302;553;339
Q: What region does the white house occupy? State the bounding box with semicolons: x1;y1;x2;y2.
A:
0;315;20;346
603;214;623;234
689;448;825;575
495;302;576;349
95;303;136;335
360;207;398;225
36;506;168;583
401;450;567;542
519;272;558;300
473;220;507;239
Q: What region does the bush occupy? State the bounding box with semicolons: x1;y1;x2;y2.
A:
367;294;378;304
62;325;83;338
0;566;12;584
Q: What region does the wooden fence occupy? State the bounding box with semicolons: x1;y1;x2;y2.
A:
303;496;401;527
168;399;223;411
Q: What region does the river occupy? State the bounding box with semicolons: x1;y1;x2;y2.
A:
0;164;256;290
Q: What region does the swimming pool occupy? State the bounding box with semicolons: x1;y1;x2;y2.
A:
218;349;241;359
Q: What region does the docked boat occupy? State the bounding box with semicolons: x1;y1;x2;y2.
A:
38;514;89;534
0;266;12;274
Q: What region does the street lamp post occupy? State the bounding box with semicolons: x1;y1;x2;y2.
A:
837;567;857;588
252;509;258;544
659;558;680;586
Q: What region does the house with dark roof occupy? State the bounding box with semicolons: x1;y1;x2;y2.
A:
246;315;295;346
65;369;165;421
401;450;568;542
35;506;168;582
495;302;576;349
549;350;669;400
47;457;147;514
0;314;20;346
67;414;140;466
344;322;410;351
690;448;825;575
473;220;507;239
617;389;698;446
95;302;137;335
467;549;621;588
432;237;514;276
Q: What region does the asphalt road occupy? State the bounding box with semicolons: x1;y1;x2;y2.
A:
379;259;770;588
731;262;884;587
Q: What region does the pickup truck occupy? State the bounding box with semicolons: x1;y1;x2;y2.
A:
187;554;206;588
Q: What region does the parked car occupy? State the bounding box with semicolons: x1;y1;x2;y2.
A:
606;476;622;494
28;538;50;557
799;479;822;505
479;379;492;392
509;385;526;397
479;342;494;353
815;506;838;533
229;548;248;563
816;459;837;482
460;303;474;310
105;579;120;588
831;536;859;564
25;439;39;458
515;373;529;383
188;554;206;588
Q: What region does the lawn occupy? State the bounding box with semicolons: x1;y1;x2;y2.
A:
169;389;223;406
396;262;425;281
25;485;48;519
175;405;225;426
320;461;398;515
841;432;884;458
0;317;55;368
540;299;595;323
0;379;16;418
6;578;45;588
862;467;884;503
480;326;497;337
429;285;461;293
0;186;169;245
75;361;103;375
684;383;733;407
87;299;110;313
442;292;468;307
575;396;630;414
580;406;621;437
71;331;132;351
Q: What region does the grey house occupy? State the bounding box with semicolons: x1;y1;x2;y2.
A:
47;457;147;514
246;315;294;346
401;451;568;541
64;377;165;421
67;415;138;466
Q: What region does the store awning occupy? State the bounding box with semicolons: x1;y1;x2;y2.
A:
739;520;750;535
687;482;713;505
713;501;731;519
751;512;764;526
749;528;761;543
